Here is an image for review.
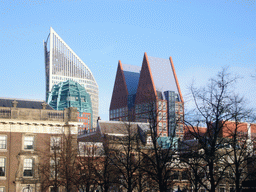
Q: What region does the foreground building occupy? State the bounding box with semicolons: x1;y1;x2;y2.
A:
44;27;99;128
0;98;80;191
78;120;189;191
110;53;184;138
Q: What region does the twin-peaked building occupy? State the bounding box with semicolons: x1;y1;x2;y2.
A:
110;53;184;138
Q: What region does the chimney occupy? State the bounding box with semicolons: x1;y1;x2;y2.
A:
41;103;47;110
12;100;18;108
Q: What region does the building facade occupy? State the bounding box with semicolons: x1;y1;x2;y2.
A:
47;80;93;134
0;98;81;192
109;53;184;138
44;27;99;128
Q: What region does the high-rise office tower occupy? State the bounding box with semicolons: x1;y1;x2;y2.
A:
110;53;184;138
44;27;99;127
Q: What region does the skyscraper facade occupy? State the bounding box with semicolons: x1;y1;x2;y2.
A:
44;27;99;127
110;53;184;138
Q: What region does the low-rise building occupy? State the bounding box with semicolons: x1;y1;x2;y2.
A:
0;98;81;192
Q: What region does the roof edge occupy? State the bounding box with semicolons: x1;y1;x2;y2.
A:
98;120;150;125
144;52;158;99
49;27;98;88
119;60;129;96
169;56;184;103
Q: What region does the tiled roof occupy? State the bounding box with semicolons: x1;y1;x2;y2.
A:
0;98;53;110
78;131;103;142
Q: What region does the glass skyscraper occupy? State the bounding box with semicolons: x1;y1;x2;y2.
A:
44;27;99;127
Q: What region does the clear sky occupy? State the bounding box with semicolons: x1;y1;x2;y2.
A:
0;0;255;121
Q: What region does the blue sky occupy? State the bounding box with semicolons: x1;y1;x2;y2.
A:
0;0;255;120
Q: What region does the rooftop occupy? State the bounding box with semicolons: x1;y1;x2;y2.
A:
122;64;141;95
0;97;53;110
147;56;179;97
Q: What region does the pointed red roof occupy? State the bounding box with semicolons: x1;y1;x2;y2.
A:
109;60;129;110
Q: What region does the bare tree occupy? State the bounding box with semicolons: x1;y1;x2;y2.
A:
184;68;255;192
39;126;78;192
107;121;142;192
219;94;256;192
96;139;117;192
139;100;179;192
75;140;115;192
179;138;204;192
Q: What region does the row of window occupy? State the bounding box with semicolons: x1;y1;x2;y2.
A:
135;103;154;114
176;124;184;133
0;157;33;178
197;186;235;192
111;117;128;121
110;107;128;119
158;112;167;121
52;76;97;86
175;102;184;113
135;101;168;115
0;135;35;150
158;100;167;111
78;113;90;118
80;124;89;129
0;135;63;152
158;122;167;132
78;119;89;123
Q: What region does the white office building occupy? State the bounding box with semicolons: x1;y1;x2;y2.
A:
44;27;99;127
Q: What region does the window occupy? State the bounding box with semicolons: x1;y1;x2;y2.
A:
50;137;61;151
171;171;179;180
229;186;235;192
0;187;5;192
163;123;167;131
0;136;6;149
182;171;189;180
158;112;162;121
163;102;166;110
50;187;59;192
158;122;162;131
147;137;152;145
175;104;178;112
24;136;34;150
179;124;184;133
158;101;162;110
219;185;225;192
23;159;33;177
0;158;5;177
50;158;59;178
163;112;167;121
